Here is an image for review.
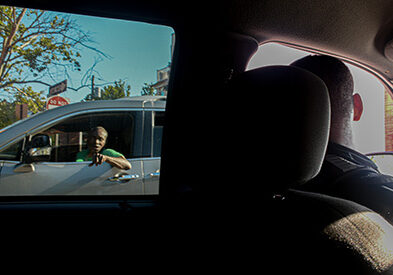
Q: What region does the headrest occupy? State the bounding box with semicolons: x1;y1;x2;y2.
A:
226;65;330;190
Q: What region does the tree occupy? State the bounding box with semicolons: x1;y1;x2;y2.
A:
0;6;104;95
0;87;45;129
141;82;156;96
13;86;46;113
83;80;131;101
0;100;16;128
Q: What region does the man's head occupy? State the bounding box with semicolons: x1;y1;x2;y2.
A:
87;126;108;153
290;55;363;146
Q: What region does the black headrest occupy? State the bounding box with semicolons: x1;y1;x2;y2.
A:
226;65;330;190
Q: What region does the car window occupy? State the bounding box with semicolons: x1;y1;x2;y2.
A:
367;154;393;176
39;111;140;162
0;140;23;161
153;111;165;157
247;43;386;155
0;5;172;197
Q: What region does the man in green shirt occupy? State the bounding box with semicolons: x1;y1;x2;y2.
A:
76;126;131;170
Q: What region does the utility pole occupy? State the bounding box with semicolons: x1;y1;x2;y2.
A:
91;75;95;98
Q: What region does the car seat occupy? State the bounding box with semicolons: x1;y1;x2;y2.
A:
160;66;393;274
225;65;393;274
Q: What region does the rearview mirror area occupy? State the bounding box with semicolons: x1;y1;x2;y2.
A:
24;134;52;163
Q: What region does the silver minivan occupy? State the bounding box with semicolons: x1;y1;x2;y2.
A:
0;96;165;196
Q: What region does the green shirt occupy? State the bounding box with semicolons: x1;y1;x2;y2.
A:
75;149;124;162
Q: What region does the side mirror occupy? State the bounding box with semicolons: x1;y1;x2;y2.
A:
24;134;52;163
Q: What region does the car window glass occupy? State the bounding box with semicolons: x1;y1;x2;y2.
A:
39;111;138;162
153;111;165;157
368;154;393;176
0;140;23;161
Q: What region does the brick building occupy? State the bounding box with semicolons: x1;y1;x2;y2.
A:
385;89;393;151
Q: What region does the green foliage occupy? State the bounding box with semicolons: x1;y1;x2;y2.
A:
0;100;16;129
0;6;99;125
141;82;156;96
0;7;87;91
83;80;131;101
0;86;46;129
13;86;46;114
101;80;131;100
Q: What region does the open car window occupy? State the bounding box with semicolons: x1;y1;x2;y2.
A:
0;5;173;197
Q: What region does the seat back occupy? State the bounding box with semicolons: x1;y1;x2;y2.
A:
224;65;330;194
222;66;393;274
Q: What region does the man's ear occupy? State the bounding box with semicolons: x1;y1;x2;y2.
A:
353;93;363;121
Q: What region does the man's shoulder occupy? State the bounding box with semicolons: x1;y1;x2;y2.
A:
326;142;379;171
102;148;124;158
321;146;393;187
305;143;386;189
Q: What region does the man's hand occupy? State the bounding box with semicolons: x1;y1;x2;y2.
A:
89;153;131;170
89;153;106;166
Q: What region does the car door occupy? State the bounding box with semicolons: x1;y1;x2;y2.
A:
0;109;146;196
142;110;164;195
0;160;144;195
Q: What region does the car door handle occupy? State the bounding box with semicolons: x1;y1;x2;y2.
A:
148;169;160;178
107;173;139;183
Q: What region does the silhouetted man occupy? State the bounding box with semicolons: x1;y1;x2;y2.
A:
291;55;393;223
76;126;131;170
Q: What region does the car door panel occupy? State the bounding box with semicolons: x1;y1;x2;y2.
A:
143;157;160;195
0;159;144;195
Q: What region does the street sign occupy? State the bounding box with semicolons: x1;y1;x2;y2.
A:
46;95;70;110
49;80;67;96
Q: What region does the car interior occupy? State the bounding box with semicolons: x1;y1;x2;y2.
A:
2;0;393;272
43;112;136;162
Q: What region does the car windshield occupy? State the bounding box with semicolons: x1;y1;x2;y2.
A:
0;5;172;196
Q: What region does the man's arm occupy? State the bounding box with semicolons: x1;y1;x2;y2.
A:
89;153;131;170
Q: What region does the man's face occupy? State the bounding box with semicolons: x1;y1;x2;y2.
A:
87;129;107;153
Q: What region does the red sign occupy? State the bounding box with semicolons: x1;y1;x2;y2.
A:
46;95;70;110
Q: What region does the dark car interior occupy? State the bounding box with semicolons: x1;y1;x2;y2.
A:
2;0;393;273
44;112;135;162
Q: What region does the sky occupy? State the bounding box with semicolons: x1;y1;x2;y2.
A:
31;10;174;102
247;43;385;154
16;8;386;154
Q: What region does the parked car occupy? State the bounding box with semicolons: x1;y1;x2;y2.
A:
0;96;165;196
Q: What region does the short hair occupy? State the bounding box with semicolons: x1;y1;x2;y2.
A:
290;55;354;122
89;126;108;138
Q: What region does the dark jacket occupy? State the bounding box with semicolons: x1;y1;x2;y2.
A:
299;142;393;223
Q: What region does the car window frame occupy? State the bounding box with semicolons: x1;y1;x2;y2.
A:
0;107;146;161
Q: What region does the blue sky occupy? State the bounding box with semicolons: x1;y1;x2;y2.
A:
21;8;385;154
36;10;174;102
